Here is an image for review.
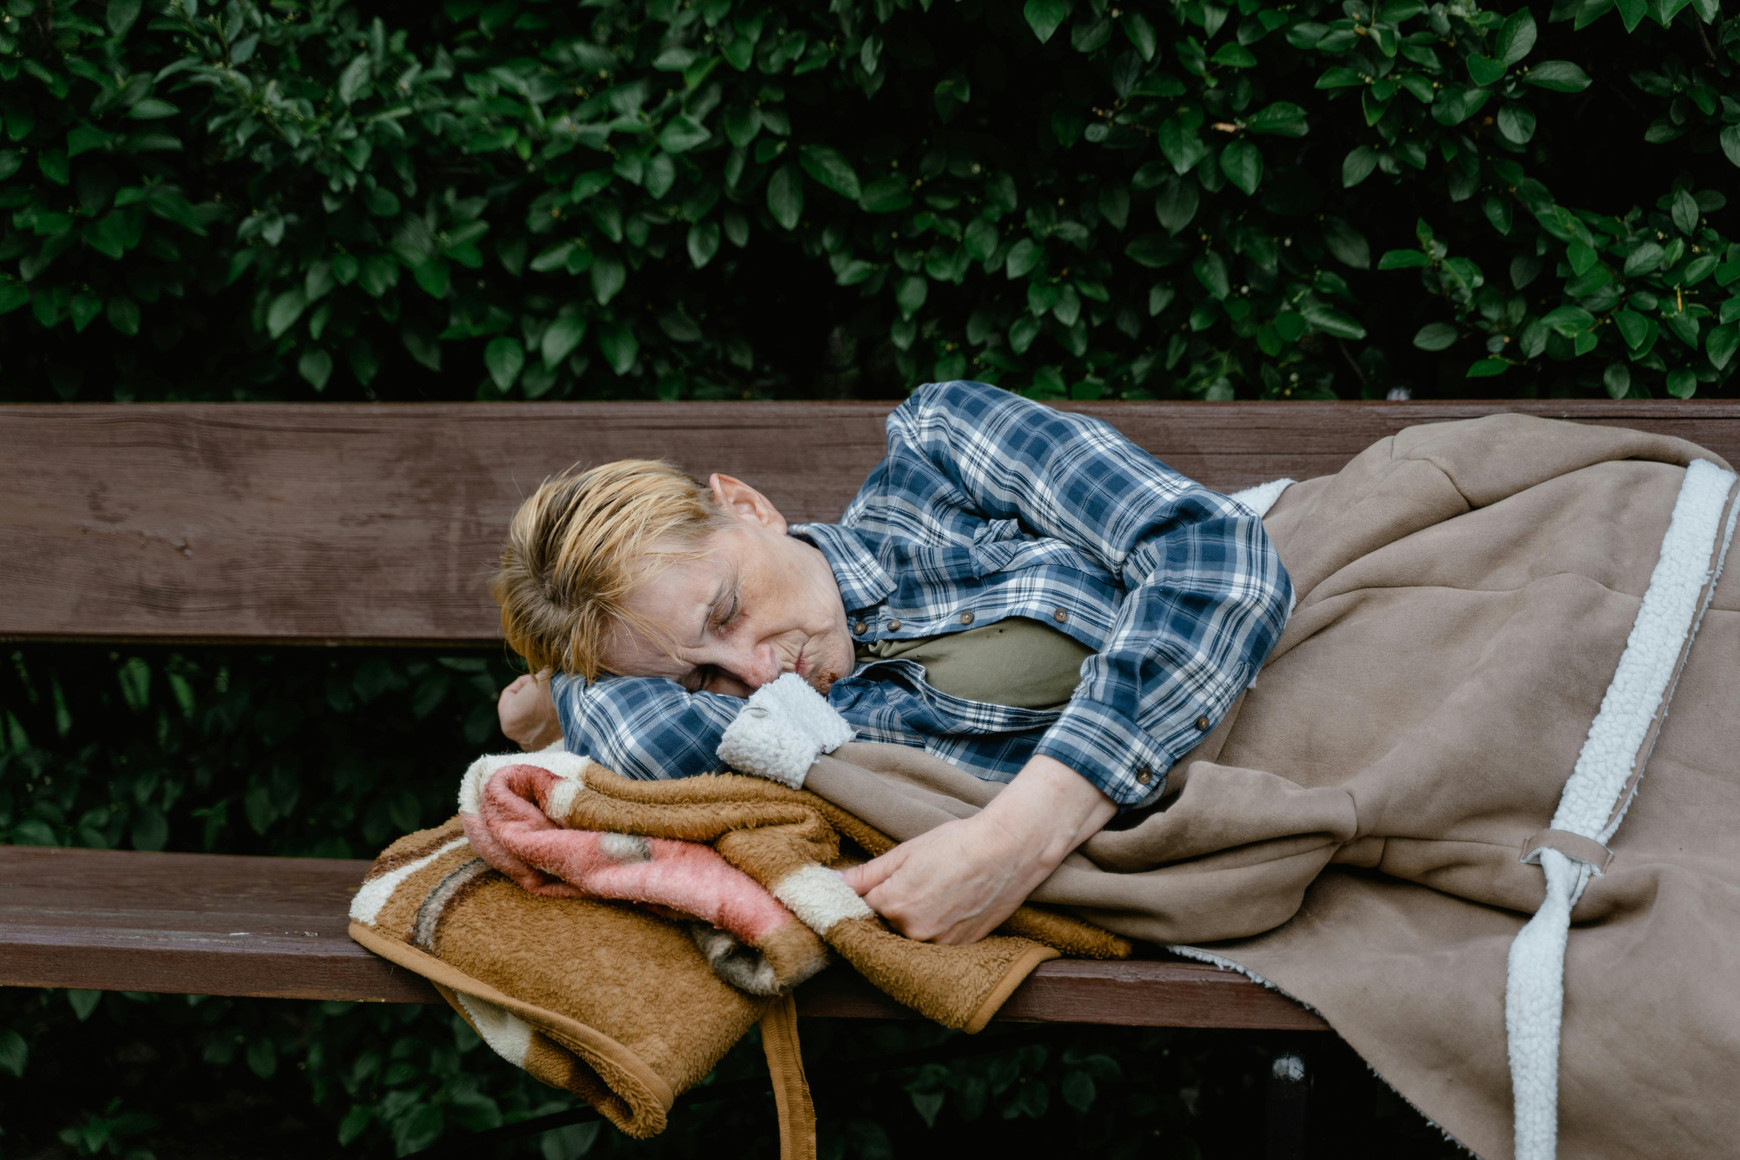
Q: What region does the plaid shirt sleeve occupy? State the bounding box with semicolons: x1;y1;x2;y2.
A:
548;672;742;780
880;381;1293;807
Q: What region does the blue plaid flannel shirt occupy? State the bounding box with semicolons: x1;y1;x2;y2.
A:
550;380;1292;808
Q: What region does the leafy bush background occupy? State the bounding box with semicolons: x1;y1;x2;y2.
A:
2;0;1733;1152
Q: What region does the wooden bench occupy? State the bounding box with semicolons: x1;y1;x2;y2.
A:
6;397;1738;1146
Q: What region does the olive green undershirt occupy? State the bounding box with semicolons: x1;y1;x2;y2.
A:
853;615;1096;709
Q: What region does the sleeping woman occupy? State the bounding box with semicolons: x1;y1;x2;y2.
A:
490;380;1293;945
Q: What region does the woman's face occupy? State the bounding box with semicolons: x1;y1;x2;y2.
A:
601;474;855;698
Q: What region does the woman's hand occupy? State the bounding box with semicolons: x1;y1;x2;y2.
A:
841;754;1117;944
498;670;562;751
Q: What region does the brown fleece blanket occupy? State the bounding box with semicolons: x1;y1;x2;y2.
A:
348;752;1126;1152
800;414;1740;1160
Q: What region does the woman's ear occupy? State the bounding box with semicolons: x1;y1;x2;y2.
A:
708;473;789;534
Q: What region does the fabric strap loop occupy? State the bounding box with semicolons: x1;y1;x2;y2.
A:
1519;829;1614;876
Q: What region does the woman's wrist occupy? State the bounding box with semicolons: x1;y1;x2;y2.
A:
979;753;1117;869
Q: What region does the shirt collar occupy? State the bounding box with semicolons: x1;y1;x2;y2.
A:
788;522;895;615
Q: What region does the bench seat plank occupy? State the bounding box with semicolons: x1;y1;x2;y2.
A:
0;846;1325;1029
6;400;1740;645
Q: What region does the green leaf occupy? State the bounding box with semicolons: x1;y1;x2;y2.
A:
1467;358;1510;377
858;175;912;215
1194;252;1230;299
1122;12;1157;60
798;146;861;199
1301;300;1367;339
1495;9;1538;65
1025;0;1071;43
1154;178;1199;234
1414;322;1459;350
1720;126;1740;169
485;337;525;390
1615;308;1651;348
1378;249;1431;269
1542;305;1597;335
1157;116;1208;174
767;165;803;231
1219;141;1262;195
1125;234;1187;268
1322;218;1370;269
1316;67;1366;89
964;218;999;260
1708;322;1740;370
1672;188;1699;235
67;989;101;1021
1624;243;1665;276
412;259;449;299
542;316;587;366
0;1029;25;1078
591;256;626;305
687;221;720;268
896;274;928;318
67;125;112;158
106;294;139;335
298;348;332;391
337;56;370;106
1524;61;1592;92
597;321;638;375
1343;146;1378;188
0;282;28;315
1467;56;1507;87
266;288;307;339
1603;363;1631;398
38;148;68;185
1005;238;1043;279
1211;43;1258;67
1497;103;1536;144
1247;102;1309;137
1616;0;1647;29
106;0;141;37
1666;367;1698;397
657;114;711;154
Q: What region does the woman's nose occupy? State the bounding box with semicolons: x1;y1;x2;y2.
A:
731;642;782;689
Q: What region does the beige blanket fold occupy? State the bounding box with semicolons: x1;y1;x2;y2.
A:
799;414;1740;1160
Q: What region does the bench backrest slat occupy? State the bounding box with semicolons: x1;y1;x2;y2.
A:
6;400;1738;645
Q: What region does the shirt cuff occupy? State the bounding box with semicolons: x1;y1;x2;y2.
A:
1032;696;1196;810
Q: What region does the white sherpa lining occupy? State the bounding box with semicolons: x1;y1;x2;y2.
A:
716;673;856;789
1505;458;1739;1160
1228;477;1296;519
455;991;534;1067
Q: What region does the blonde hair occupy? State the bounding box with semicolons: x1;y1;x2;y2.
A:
492;459;732;679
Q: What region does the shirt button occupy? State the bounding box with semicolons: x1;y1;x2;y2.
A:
1052;608;1068;623
887;619;901;631
959;610;975;625
1195;716;1211;731
853;621;867;635
1136;766;1153;784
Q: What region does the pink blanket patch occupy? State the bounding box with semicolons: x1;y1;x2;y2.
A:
461;762;796;948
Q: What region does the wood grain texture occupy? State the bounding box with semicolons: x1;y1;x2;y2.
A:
0;846;1323;1027
7;400;1740;644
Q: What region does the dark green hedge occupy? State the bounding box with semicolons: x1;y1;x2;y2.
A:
1;0;1733;1154
3;0;1739;405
